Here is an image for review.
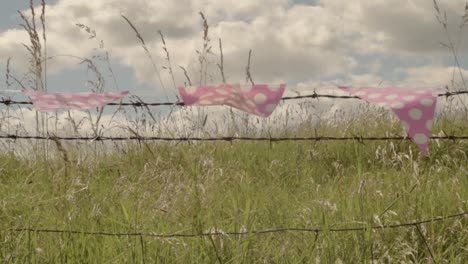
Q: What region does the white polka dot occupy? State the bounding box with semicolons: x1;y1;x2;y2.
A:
400;121;410;131
254;93;267;104
390;102;405;109
403;95;416;101
355;91;367;96
409;108;423;120
413;134;428;145
62;94;75;99
265;104;277;113
185;86;198;94
426;120;433;130
199;100;213;105
368;93;382;99
385;94;398;100
420;98;434;107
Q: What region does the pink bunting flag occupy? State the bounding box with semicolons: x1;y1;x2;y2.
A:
178;84;286;117
340;86;440;155
22;90;130;112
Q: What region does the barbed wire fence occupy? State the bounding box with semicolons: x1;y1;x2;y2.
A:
0;90;468;142
1;135;468;142
4;212;467;238
1;90;467;262
1;90;467;107
3;212;467;262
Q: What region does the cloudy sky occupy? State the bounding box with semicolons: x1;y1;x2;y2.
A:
1;0;468;104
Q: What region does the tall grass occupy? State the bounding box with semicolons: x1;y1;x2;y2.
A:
0;135;467;262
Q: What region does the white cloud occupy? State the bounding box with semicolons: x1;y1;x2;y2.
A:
322;0;468;54
397;65;468;88
1;0;466;91
0;0;357;93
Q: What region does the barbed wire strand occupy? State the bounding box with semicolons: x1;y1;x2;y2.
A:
1;134;468;142
0;91;467;107
3;212;466;238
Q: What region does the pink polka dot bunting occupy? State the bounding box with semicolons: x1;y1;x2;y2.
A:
22;90;130;112
178;84;286;117
340;86;441;155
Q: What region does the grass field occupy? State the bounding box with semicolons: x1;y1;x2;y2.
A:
0;117;467;263
0;1;467;262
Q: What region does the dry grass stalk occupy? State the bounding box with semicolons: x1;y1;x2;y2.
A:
246;49;255;85
121;14;169;101
5;58;11;88
130;95;156;122
79;58;106;136
80;58;105;92
8;75;28;90
179;66;192;86
40;0;47;91
158;30;177;90
50;135;71;165
197;12;211;85
433;0;467;90
76;23;97;39
124;126;155;158
66;111;82;135
18;0;44;91
5;58;12;153
432;1;468;114
18;0;48;159
40;0;49;158
156;30;189;135
217;38;226;83
75;23;128;134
